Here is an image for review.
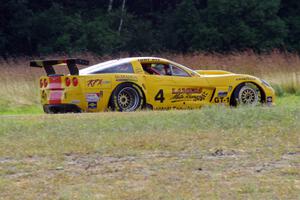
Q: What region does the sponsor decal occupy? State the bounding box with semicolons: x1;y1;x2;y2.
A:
88;102;97;109
267;96;272;103
218;91;228;97
85;93;100;102
171;91;208;103
87;79;102;87
115;75;138;82
71;100;80;104
155;106;190;110
134;67;144;74
172;88;202;94
101;80;110;84
138;58;160;62
214;97;230;103
155;107;173;110
236;77;256;81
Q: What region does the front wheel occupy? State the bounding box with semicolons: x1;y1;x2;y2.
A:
231;84;260;106
109;83;144;112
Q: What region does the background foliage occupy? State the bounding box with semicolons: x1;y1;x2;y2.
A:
0;0;300;56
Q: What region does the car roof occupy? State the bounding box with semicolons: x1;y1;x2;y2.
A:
79;56;200;76
107;57;171;63
79;57;172;75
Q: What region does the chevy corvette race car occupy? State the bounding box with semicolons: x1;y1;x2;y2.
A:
30;57;275;113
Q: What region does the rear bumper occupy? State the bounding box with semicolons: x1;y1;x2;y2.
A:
43;104;82;114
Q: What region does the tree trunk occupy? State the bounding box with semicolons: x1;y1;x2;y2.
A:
118;0;126;33
108;0;113;12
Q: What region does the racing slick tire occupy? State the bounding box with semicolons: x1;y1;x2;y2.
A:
231;83;259;106
109;83;145;112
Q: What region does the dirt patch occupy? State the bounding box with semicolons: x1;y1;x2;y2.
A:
254;151;300;173
1;149;299;199
0;157;16;164
1;150;299;180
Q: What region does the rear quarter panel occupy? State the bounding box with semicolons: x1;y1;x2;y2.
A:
80;73;146;112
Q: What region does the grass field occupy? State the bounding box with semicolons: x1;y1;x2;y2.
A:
0;52;299;199
0;96;299;199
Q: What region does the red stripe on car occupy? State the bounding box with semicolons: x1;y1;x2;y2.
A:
49;76;62;90
49;91;63;104
49;76;63;104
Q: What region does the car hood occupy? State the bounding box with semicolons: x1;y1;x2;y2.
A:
195;70;234;75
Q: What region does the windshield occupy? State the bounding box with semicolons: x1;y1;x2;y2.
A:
168;60;200;76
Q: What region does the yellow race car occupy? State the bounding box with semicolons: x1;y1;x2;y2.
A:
30;57;275;113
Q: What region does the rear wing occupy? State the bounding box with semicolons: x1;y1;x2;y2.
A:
30;58;89;76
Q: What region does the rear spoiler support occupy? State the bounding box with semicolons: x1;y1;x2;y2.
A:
30;58;89;76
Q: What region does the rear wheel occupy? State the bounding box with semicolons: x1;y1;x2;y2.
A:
231;83;260;106
110;83;144;112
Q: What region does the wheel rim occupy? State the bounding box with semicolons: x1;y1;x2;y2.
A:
238;86;258;105
117;87;140;111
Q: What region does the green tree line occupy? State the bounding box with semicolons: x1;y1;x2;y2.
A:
0;0;299;57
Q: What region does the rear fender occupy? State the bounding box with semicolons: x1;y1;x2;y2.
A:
108;82;146;109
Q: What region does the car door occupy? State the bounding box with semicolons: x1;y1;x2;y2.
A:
143;63;213;109
169;65;213;109
143;63;174;110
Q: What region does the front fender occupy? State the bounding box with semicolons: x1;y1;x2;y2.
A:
231;76;275;105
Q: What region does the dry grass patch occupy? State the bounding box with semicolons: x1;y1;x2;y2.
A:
0;51;300;114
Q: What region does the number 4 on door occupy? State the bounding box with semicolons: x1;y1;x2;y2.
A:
155;89;165;103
